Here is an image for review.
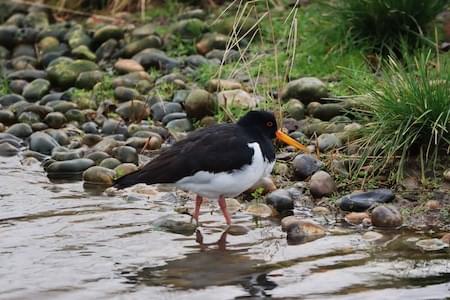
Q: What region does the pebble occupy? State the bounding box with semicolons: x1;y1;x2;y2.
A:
29;132;59;155
245;203;273;218
444;169;450;182
339;189;395;212
0;142;19;156
344;212;370;225
371;205;402;228
46;158;95;177
6;123;32;138
416;239;449;251
114;163;138;178
226;224;249;236
309;170;336;198
281;77;328;104
112;145;138;164
283;218;326;245
82;166;116;186
265;189;294;213
152;216;197;236
362;231;383;242
184;89;216;119
292;154;323;180
425;200;441;210
89;150;117;168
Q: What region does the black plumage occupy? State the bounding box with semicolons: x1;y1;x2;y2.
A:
113;111;277;189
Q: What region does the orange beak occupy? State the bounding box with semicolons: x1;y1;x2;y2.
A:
276;130;308;152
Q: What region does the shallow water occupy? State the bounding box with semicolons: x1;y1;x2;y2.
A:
0;156;449;300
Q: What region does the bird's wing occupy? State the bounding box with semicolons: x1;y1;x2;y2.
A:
113;124;254;188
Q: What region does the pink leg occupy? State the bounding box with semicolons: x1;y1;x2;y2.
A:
218;195;232;225
192;195;203;224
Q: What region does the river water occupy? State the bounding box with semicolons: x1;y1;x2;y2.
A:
1;156;449;299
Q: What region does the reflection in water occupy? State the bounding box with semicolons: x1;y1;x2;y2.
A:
122;229;278;297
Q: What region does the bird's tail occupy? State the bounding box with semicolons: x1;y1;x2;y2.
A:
113;170;144;189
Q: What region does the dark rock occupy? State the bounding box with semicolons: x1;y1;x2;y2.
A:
6;123;32;138
112;71;152;88
44;129;69;145
44;112;67;129
99;157;121;169
0;25;18;47
172;18;207;39
12;44;35;58
9;79;28;94
286;99;305;120
65;108;85;123
166;118;193;132
51;150;82;161
184;89;215;119
93;25;123;45
265;189;294;213
121;36;162;57
22;104;52;118
102;119;128;136
196;33;229;54
29;131;59;154
185;55;209;68
81;121;98;134
114;86;140;102
22;78;50;102
162;112;187;125
150;102;183;122
67;28;91;49
7;69;47;81
81;133;102;147
0;109;16;126
292;154;322;180
31;122;48;131
371;205;402;228
132;48;180;71
85;151;110;165
46;58;99;88
0;94;25;107
18;111;40;124
75;70;104;89
112;145;138;164
95;38;118;61
312;103;344;121
205;49;239;63
71;45;96;60
116;100;149;121
40;92;63;105
339;189;395;212
0;142;19;156
92;137;123;154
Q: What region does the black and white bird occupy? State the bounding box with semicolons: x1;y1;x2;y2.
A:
113;111;306;225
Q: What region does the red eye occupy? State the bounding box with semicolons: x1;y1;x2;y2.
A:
266;121;273;127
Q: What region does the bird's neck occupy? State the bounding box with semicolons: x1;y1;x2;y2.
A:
242;127;275;162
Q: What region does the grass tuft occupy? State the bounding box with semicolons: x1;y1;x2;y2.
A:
352;50;450;182
324;0;448;54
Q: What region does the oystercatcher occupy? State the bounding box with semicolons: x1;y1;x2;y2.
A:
113;111;306;225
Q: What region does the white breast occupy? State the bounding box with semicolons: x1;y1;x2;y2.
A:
175;142;274;199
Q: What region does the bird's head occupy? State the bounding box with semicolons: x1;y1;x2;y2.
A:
237;110;307;152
